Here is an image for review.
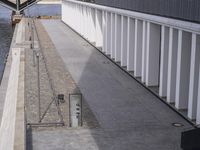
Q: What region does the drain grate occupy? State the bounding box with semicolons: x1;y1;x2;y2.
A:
103;61;110;64
172;122;184;127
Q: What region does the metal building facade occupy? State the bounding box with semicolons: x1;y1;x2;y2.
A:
81;0;200;23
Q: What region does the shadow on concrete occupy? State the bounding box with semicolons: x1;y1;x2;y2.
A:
26;126;33;150
71;86;100;129
61;46;189;150
32;19;194;150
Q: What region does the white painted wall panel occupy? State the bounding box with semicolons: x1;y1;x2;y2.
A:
127;17;135;71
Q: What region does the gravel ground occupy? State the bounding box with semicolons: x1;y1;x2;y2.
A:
25;18;99;129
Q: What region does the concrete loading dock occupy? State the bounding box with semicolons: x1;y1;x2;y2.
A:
27;19;193;150
0;0;200;149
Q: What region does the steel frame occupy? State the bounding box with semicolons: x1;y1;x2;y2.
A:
0;0;40;12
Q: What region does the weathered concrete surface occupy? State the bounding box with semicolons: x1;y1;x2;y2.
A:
0;48;21;150
0;53;11;123
0;30;13;125
24;19;98;128
0;19;26;150
25;18;62;124
0;16;19;125
26;19;194;150
14;48;25;150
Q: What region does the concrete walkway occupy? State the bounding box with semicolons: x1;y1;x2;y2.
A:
30;19;193;150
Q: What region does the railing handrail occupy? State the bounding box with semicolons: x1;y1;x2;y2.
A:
63;0;200;34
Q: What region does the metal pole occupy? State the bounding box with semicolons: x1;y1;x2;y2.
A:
36;52;41;123
16;0;19;13
31;20;36;67
27;3;30;18
32;20;34;48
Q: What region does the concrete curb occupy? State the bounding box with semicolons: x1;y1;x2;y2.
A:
0;19;26;150
0;21;19;125
14;48;25;150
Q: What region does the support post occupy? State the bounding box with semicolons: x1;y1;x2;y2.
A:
175;30;191;109
141;21;147;83
102;11;107;52
188;34;200;119
145;22;161;86
91;8;96;43
127;17;135;71
111;13;115;59
167;28;178;103
106;12;111;55
95;9;103;48
159;26;169;97
134;19;143;77
114;14;121;62
121;16;128;67
197;61;200;124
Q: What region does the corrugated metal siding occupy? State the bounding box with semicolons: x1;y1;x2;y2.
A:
80;0;200;23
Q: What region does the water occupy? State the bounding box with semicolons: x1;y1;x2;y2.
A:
24;4;61;16
0;4;61;84
0;6;13;84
